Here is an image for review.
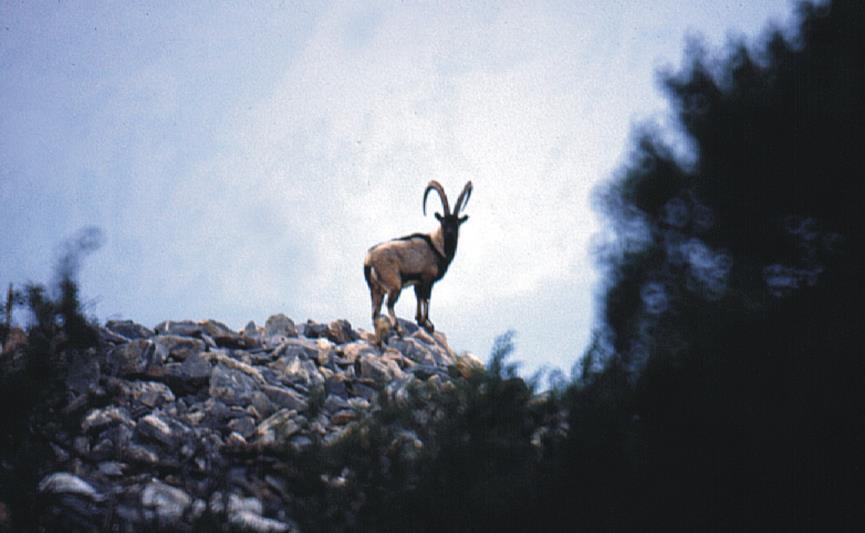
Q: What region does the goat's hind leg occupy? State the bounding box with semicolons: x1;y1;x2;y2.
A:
386;288;404;336
371;286;394;347
370;287;384;325
414;285;425;325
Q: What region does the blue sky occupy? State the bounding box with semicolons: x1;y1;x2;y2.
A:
1;1;794;377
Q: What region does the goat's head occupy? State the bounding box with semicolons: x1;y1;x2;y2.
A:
423;180;473;245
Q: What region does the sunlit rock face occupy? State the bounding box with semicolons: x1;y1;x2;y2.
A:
32;315;474;531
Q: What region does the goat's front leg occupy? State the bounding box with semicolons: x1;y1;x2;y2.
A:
414;285;426;326
421;299;434;332
414;284;435;332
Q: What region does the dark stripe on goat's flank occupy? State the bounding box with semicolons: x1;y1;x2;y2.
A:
394;232;452;282
400;272;423;285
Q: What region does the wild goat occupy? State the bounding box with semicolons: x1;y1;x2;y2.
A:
364;180;473;337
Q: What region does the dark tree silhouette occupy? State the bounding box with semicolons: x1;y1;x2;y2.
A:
587;0;865;528
0;229;103;531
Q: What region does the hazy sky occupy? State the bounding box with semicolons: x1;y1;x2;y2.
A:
1;1;794;377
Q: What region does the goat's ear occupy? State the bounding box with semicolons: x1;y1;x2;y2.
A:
435;213;443;221
459;215;469;224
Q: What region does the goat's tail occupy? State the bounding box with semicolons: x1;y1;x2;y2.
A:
364;264;374;289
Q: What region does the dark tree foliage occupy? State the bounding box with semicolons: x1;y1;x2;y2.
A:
0;229;102;531
584;0;865;529
282;331;565;533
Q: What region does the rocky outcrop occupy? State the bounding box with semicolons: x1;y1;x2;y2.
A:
33;315;482;531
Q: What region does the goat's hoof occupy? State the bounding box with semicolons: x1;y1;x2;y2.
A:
421;320;435;333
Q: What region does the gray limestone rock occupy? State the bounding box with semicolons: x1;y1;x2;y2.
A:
105;319;155;340
108;339;154;376
138;413;185;447
210;364;261;406
163;351;213;390
262;384;308;411
302;320;328;339
141;480;192;524
198;319;238;339
154;335;205;362
359;354;404;382
117;380;176;408
38;472;103;501
228;415;257;438
82;406;135;433
254;409;301;447
327;319;358;345
265;314;298;340
97;461;125;477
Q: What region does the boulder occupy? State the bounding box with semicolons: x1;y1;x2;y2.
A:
108;339;154;376
359;354;404;382
327;319;358;344
455;352;485;378
198;319;239;340
273;338;318;360
38;473;103;501
137;413;191;448
302;320;329;339
153;320;202;337
97;461;125;477
141;480;192;524
81;406;135;433
138;414;175;446
123;443;160;465
338;342;377;364
330;409;360;425
165;351;214;389
154;335;205;362
325;377;349;399
210;365;261;407
254;409;301;447
265;314;298;340
243;321;263;343
387;338;436;365
323;394;350;413
117;380;176;408
104;319;154;340
228;416;257;438
209;494;293;533
262;384;308;411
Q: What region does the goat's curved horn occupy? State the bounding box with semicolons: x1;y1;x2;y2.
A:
453;181;473;215
423;180;450;216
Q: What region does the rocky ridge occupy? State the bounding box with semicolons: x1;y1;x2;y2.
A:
32;314;483;531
